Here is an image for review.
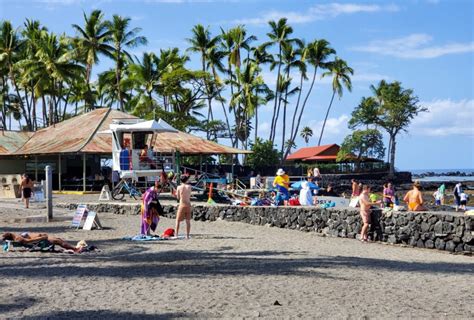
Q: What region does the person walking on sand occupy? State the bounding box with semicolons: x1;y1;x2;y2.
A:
358;185;372;242
175;175;192;239
403;181;427;211
20;174;34;209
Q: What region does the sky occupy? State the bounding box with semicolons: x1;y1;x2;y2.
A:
1;0;473;171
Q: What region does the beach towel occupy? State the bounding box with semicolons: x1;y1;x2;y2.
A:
123;235;162;241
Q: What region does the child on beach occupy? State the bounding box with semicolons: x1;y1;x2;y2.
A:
459;192;469;211
175;175;192;239
433;190;441;206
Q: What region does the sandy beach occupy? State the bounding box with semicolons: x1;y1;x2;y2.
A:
1;200;473;319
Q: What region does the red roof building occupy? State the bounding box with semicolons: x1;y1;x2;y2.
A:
286;144;340;162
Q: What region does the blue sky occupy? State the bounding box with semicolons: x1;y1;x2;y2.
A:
1;0;473;170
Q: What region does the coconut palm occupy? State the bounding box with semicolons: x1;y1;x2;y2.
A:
107;15;147;111
287;39;335;154
300;126;313;145
262;18;295;143
318;57;353;146
0;20;32;129
21;32;84;125
72;10;114;109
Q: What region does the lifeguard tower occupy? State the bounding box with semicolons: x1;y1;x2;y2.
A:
109;118;178;181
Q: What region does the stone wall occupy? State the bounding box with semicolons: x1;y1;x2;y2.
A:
57;202;473;253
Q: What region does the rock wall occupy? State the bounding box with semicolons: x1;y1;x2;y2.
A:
57;202;473;253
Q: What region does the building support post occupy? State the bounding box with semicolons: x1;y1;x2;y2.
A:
83;153;86;192
34;156;38;181
58;154;62;191
45;165;53;221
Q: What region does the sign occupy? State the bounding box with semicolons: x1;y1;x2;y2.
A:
83;211;103;230
99;185;111;201
349;196;359;208
71;205;88;229
315;196;350;208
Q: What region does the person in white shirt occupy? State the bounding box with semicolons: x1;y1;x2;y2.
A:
299;181;313;206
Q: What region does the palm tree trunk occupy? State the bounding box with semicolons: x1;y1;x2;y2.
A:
41;94;48;127
288;65;319;153
32;90;37;131
280;70;290;158
116;50;124;112
389;134;396;176
318;90;336;146
9;70;32;130
1;75;7;129
287;73;304;153
254;104;258;143
269;43;282;142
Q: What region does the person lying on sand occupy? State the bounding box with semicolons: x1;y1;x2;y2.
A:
403;182;427;211
1;232;83;252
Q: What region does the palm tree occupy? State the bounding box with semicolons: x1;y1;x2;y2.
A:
230;62;271;150
21;32;84;125
107;15;147;111
284;139;297;154
300;126;313;145
318;57;353;146
0;20;32;130
72;10;114;109
286;41;307;148
287;39;335;155
262;18;295;143
186;25;219;138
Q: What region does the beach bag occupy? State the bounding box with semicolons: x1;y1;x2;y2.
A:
289;198;300;206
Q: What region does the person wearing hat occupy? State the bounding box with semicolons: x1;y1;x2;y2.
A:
403;181;427;211
273;169;290;205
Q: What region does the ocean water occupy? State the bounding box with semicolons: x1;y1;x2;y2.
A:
409;168;474;182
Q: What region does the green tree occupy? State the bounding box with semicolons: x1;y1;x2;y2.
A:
245;137;280;169
262;18;295;143
72;10;113;109
349;80;427;175
107;15;147;111
318;57;353;146
300;126;313;145
337;129;385;172
285;39;335;157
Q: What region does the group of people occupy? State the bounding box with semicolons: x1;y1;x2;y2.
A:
139;174;193;239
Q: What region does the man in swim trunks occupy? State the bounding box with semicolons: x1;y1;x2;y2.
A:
175;175;192;239
358;185;373;242
1;232;82;252
403;182;427;211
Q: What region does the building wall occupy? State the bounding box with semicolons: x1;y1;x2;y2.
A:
0;159;27;174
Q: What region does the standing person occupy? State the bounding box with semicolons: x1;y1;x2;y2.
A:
351;179;360;197
273;168;290;206
140;181;162;235
403;181;427;211
175;175;192;239
453;182;463;211
433;190;441;206
459;191;469;211
358;185;372;242
313;167;321;183
306;168;313;182
438;183;446;205
383;183;395;207
299;181;313;206
20;174;34;209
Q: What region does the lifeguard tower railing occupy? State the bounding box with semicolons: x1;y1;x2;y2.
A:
109;118;178;180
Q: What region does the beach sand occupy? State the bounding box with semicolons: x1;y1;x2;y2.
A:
1;202;473;319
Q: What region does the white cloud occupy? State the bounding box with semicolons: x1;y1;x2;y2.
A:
307;114;351;144
352;33;474;59
257;121;271;136
411;99;474;136
231;3;399;25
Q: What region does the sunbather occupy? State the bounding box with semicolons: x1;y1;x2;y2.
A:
1;232;82;252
